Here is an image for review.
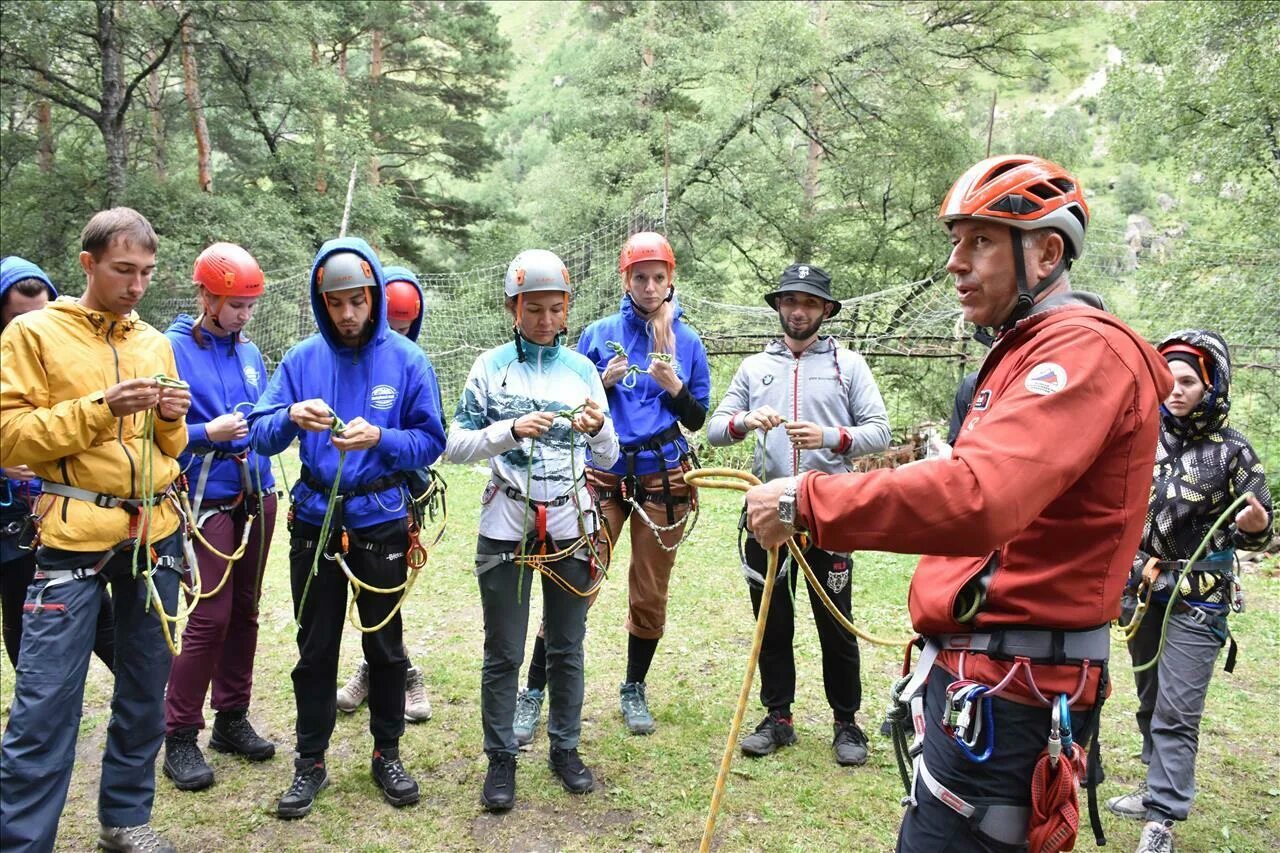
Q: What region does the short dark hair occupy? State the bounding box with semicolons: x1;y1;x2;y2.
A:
80;207;158;259
8;277;49;299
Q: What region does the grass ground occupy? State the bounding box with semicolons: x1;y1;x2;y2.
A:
1;456;1277;852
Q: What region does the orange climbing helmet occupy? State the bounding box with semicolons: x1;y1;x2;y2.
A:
385;279;422;323
618;231;676;275
192;242;265;298
939;155;1089;261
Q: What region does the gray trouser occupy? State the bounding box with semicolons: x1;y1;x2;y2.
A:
1126;600;1225;822
476;540;591;756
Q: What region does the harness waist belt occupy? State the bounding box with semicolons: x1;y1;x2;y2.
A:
619;422;685;454
40;481;150;510
299;467;406;498
501;483;580;508
1156;558;1230;574
937;625;1110;664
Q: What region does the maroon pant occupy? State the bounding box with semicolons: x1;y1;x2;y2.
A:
165;495;277;733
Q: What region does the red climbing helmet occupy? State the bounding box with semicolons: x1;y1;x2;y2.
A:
192;242;265;298
618;231;676;275
385;279;422;323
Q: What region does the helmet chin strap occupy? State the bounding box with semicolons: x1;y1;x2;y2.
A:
1003;227;1068;331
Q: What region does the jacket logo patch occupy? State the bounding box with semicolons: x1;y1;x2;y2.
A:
972;389;992;411
1024;362;1067;395
762;374;774;385
243;365;260;387
370;384;397;410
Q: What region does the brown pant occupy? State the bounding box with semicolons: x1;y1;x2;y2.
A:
587;467;693;640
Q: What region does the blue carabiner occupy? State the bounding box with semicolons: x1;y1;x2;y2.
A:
0;478;12;508
1057;694;1074;753
953;686;995;763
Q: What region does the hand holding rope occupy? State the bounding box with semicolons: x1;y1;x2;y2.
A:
606;340;676;389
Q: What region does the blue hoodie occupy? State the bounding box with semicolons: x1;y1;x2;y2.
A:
165;314;274;503
577;295;711;475
247;237;447;528
1;256;58;522
381;265;425;342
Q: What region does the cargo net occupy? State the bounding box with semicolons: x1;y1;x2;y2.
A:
142;214;1277;475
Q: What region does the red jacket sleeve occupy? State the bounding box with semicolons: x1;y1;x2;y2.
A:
798;322;1151;556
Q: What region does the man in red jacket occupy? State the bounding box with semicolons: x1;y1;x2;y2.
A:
747;155;1173;852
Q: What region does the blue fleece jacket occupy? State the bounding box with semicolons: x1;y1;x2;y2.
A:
247;238;447;527
165;314;274;503
381;265;425;342
577;295;711;475
1;256;58;521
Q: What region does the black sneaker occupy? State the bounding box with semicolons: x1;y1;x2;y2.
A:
372;748;420;807
832;720;869;766
739;712;797;757
481;752;517;812
548;746;594;794
277;757;328;819
163;728;214;791
210;708;276;762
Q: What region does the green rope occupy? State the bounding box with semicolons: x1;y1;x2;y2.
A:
294;411;348;627
606;340;675;389
1131;491;1255;673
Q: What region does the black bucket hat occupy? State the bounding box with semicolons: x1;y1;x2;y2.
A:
763;263;841;316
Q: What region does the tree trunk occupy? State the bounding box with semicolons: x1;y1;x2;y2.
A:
35;73;54;173
797;1;827;263
180;14;212;192
97;0;128;206
145;51;166;180
313;40;327;193
368;29;382;186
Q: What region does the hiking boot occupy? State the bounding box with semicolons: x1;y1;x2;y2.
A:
548;746;594;794
740;711;797;757
372;748;420;807
404;665;432;723
1136;819;1175;853
481;752;517;812
336;660;369;713
513;687;544;746
832;720;869;766
163;728;214;791
276;757;328;819
619;681;656;735
98;823;176;852
210;708;276;761
1107;780;1149;821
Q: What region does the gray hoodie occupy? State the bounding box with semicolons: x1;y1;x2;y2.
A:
707;336;891;483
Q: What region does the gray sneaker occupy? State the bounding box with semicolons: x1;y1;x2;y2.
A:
1106;780;1149;821
336;660;369;713
513;687;544;746
98;823;176;853
404;665;432;723
619;682;656;735
1136;819;1175;853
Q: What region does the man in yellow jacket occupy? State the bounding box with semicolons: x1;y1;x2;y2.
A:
0;208;192;853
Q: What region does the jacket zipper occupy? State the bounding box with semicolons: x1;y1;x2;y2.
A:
106;322;138;498
791;350;801;476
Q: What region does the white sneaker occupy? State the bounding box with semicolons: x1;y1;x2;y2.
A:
336;660;369;713
1106;780;1149;820
404;665;432;722
1136;819;1175;853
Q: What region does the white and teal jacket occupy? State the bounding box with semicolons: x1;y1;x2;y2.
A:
445;338;619;546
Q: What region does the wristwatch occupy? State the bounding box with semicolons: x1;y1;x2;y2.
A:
778;481;799;528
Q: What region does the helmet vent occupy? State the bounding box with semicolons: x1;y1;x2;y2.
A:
1027;182;1062;200
991;194;1041;214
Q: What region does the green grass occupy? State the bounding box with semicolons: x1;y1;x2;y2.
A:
2;457;1278;851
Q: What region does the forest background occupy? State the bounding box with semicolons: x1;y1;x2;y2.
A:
1;2;1278;851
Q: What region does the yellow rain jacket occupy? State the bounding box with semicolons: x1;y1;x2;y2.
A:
0;297;187;551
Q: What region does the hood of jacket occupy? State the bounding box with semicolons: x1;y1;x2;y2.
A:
309;237;388;354
1157;328;1231;439
382;264;425;343
0;256;58;304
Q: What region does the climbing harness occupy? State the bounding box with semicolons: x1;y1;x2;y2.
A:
506;403;613;600
593;421;702;552
1125;492;1253;674
291;411;446;633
